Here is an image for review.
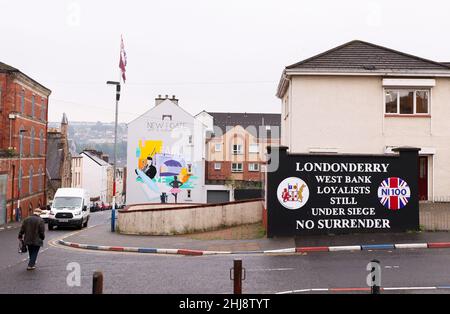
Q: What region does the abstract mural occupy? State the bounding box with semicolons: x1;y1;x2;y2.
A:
134;139;198;203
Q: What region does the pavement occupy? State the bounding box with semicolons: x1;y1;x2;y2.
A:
57;222;450;255
0;222;22;231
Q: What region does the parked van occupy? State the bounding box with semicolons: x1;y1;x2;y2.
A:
48;188;90;230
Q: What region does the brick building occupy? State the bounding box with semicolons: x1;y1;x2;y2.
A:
197;112;280;195
0;62;51;224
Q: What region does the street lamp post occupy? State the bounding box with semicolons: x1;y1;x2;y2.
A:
106;81;120;232
17;128;27;221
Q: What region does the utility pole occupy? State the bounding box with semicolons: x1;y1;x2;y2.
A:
106;81;120;232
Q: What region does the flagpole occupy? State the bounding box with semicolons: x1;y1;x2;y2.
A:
109;35;123;232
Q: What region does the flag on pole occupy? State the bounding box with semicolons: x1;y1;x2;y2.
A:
119;35;127;83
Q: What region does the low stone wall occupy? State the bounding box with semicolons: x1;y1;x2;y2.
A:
420;202;450;231
117;199;264;235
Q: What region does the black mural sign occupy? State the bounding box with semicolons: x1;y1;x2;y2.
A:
266;146;420;237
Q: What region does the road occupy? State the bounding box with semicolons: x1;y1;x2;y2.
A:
1;212;450;294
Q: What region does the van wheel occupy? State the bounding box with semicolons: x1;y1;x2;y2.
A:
83;218;88;228
78;220;84;230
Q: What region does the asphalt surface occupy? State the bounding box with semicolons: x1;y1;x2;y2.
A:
1;211;450;294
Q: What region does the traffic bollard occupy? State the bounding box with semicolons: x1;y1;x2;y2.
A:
230;259;246;294
92;271;103;294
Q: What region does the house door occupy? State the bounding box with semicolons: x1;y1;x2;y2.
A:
418;157;428;201
0;175;7;225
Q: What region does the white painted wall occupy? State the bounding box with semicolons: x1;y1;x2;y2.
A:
117;200;263;235
281;75;450;200
80;153;110;203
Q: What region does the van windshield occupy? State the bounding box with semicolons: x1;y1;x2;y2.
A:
53;197;82;209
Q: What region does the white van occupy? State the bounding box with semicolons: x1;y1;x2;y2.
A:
48;188;90;230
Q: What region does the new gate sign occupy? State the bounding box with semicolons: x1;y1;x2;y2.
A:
266;147;420;237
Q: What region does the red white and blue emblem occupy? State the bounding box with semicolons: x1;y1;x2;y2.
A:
377;177;411;210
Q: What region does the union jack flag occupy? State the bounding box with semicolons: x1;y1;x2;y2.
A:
378;177;410;210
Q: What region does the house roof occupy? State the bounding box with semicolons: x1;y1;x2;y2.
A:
286;40;450;71
277;40;450;98
0;61;51;93
206;112;281;138
0;62;19;72
81;151;111;167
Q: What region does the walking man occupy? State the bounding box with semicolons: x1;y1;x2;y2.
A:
18;208;45;270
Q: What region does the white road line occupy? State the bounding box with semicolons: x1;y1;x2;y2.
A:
248;268;295;272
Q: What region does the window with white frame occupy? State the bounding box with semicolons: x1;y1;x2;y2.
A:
214;163;221;170
214;143;222;152
249;144;259;154
249;163;260;172
187;189;192;199
231;163;243;172
232;144;243;155
385;89;430;115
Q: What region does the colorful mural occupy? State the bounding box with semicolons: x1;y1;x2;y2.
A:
134;139;198;203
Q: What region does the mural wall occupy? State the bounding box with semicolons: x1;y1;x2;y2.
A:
134;139;200;203
127;99;206;204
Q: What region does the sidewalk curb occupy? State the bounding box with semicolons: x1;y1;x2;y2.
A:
56;239;450;256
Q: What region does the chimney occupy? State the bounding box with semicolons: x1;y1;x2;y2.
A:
155;94;165;106
155;94;179;106
171;95;179;105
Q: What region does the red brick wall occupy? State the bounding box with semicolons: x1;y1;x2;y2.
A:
0;71;49;223
206;161;264;182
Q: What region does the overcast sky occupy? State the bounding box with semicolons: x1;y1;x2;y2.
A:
1;0;449;123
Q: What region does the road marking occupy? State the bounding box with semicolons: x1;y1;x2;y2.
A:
248;268;295;272
276;285;450;294
0;227;4;230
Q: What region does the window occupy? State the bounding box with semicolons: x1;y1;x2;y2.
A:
187;190;192;199
188;135;193;144
385;89;430;115
31;95;35;117
232;144;243;155
249;163;260;172
29;166;33;195
214;163;221;170
231;163;243;172
187;164;192;173
41;98;46;121
19;126;25;157
20;90;25;113
39;130;44;155
30;128;35;157
38;167;43;191
249;144;259;154
214;144;222;152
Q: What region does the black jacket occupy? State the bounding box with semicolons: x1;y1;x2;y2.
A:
18;214;45;247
